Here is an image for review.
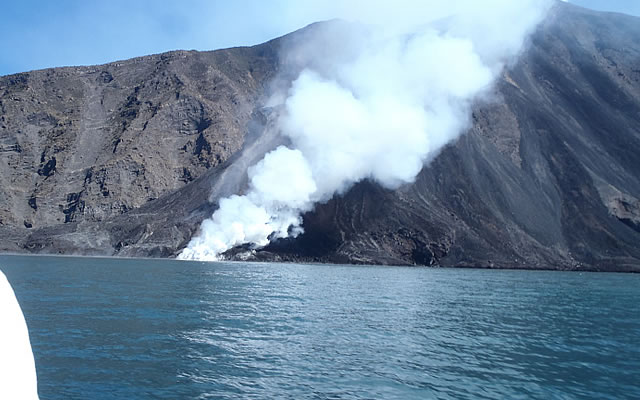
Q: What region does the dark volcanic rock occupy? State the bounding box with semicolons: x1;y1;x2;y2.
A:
1;3;639;271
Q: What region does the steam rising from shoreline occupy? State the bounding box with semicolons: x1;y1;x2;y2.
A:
179;0;552;261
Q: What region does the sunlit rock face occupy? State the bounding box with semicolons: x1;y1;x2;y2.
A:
0;271;39;400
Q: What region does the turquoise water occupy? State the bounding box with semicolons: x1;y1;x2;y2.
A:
0;255;638;399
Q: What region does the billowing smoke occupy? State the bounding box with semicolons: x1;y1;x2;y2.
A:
179;0;553;261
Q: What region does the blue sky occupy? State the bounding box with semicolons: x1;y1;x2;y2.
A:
0;0;340;76
0;0;638;76
570;0;640;16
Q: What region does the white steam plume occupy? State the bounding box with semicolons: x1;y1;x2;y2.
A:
179;0;552;261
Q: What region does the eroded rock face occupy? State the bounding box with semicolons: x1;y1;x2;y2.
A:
0;46;279;230
0;3;639;271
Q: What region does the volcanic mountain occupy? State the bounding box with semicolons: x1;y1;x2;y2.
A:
0;3;639;271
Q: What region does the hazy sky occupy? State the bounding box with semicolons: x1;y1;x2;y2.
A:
0;0;638;76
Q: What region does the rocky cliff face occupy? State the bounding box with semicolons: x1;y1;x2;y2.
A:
0;41;281;255
0;3;639;271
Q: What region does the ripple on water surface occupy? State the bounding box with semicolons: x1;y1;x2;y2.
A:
1;255;639;399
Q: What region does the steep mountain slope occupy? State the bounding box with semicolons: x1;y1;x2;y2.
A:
0;41;282;254
0;3;639;271
0;45;278;229
267;4;640;271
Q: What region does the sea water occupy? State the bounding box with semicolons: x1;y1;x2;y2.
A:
0;254;638;400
